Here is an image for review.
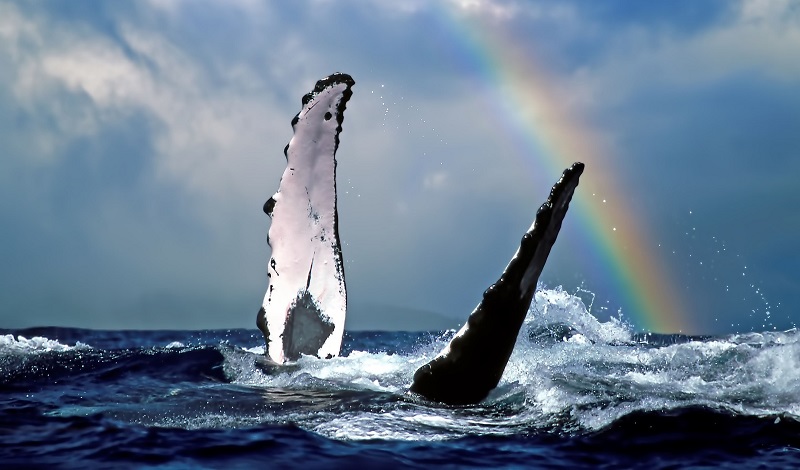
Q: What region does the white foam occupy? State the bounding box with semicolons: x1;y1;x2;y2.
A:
223;345;424;395
0;334;90;354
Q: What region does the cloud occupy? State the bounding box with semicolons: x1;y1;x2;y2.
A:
0;1;311;224
0;0;796;333
1;0;522;328
444;0;577;23
566;0;800;110
0;1;294;327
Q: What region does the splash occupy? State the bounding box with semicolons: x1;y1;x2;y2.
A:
216;288;800;440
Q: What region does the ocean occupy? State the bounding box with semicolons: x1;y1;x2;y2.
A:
2;287;799;469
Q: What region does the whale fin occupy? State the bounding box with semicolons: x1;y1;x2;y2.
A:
410;162;584;405
257;73;355;364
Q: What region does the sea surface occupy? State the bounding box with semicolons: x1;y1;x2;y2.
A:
2;288;799;469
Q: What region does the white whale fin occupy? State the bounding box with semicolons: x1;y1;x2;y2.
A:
257;73;355;364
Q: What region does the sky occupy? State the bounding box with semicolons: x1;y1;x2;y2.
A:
1;0;798;334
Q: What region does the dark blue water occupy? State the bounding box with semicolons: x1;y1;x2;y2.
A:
2;289;799;468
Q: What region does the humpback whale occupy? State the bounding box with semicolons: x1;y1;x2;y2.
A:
259;73;583;405
410;163;583;404
258;73;354;364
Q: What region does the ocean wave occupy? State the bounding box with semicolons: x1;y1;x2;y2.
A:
1;288;799;447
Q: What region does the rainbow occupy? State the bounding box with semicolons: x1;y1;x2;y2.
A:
435;5;693;333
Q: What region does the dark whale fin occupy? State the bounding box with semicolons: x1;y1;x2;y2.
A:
257;73;354;364
410;162;584;405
